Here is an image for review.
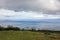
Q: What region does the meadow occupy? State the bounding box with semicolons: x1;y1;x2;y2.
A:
0;25;60;40
0;31;60;40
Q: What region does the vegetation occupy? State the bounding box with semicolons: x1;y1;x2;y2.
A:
0;25;60;40
0;31;60;40
0;25;20;31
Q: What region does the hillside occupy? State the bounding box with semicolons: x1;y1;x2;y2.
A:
0;31;60;40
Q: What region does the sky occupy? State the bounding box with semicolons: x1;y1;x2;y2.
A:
0;0;60;20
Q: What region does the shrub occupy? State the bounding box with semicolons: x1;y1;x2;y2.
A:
5;25;20;30
0;25;4;30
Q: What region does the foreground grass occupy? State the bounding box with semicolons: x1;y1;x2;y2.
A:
0;31;60;40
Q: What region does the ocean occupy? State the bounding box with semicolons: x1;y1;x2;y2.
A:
0;21;60;30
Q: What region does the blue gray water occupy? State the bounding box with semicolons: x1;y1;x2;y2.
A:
0;21;60;30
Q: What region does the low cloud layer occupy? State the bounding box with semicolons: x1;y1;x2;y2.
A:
0;9;60;20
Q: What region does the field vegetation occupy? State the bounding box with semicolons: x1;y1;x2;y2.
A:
0;25;60;40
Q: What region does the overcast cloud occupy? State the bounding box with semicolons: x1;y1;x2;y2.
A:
0;0;60;20
0;0;60;11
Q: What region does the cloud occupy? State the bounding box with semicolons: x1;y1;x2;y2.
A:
0;0;60;13
5;0;60;10
0;0;60;19
38;0;60;10
0;9;60;20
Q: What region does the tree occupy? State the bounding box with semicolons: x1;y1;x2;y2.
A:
31;27;36;31
13;27;20;30
0;25;4;30
5;25;20;30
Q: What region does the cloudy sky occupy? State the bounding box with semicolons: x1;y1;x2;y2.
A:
0;0;60;20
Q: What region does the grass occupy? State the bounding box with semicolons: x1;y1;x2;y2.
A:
0;31;60;40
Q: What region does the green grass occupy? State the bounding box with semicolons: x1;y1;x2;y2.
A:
0;31;60;40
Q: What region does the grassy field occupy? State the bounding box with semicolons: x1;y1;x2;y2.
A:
0;31;60;40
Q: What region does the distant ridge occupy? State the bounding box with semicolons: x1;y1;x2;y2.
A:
0;19;60;23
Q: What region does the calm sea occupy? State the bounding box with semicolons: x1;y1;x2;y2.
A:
0;21;60;30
